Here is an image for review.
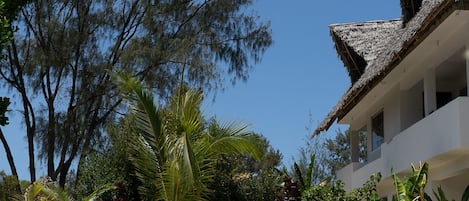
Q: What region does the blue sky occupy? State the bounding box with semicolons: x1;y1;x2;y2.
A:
204;1;401;166
1;1;401;179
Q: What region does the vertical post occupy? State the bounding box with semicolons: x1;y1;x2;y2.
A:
350;130;359;163
424;68;437;116
466;44;469;95
367;121;372;161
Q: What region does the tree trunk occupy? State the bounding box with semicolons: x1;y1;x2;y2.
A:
0;128;21;194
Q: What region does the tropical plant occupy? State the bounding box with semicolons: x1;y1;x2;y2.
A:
432;185;469;201
19;179;73;201
0;171;26;201
346;173;381;201
294;154;331;193
392;162;469;201
208;133;284;201
74;115;141;201
301;173;381;201
16;177;117;201
1;0;272;186
392;162;431;201
116;74;262;201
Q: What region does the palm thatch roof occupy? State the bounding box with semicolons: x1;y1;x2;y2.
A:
314;0;468;135
331;20;402;83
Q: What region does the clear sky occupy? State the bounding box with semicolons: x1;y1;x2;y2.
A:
1;1;402;179
203;1;401;166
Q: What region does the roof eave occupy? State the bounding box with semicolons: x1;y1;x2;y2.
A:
313;0;469;137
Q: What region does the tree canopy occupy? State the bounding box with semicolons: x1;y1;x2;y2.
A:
0;0;272;186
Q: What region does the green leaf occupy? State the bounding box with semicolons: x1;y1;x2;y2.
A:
305;154;315;188
83;183;118;201
392;168;410;201
294;162;304;189
0;97;10;126
461;185;469;201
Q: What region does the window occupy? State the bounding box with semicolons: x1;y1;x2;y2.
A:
372;111;384;151
436;92;452;109
358;127;368;163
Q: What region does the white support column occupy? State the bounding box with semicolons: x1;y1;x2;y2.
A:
350;131;359;163
424;68;437;116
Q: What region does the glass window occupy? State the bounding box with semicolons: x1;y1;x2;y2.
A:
358;127;368;163
372;111;384;151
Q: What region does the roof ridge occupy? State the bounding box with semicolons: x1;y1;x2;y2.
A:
329;19;402;28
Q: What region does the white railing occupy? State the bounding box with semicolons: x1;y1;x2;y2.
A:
338;97;469;190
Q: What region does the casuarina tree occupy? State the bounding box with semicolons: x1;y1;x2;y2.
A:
0;0;272;187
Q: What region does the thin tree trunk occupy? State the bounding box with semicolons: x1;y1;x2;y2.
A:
0;128;22;194
8;37;36;183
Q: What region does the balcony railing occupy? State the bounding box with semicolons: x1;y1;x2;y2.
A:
337;97;469;190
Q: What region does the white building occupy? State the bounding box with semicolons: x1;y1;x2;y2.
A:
314;0;469;199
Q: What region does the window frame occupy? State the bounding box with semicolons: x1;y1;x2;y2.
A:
371;111;384;151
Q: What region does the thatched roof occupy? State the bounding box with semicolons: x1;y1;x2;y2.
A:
331;20;402;83
314;0;465;135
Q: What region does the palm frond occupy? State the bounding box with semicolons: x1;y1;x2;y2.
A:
83;183;117;201
19;181;74;201
116;74;262;201
128;135;161;199
155;160;208;201
115;73;166;162
203;122;261;160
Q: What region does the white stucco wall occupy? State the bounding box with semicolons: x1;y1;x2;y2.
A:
335;10;469;199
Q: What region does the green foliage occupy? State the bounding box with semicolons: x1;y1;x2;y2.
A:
75;115;141;201
0;0;13;50
433;186;451;201
18;178;74;201
2;0;272;185
392;162;430;201
324;130;367;176
17;177;117;201
0;171;23;201
293;137;329;187
117;74;263;201
208;134;283;201
302;185;335;201
301;173;381;201
391;163;469;201
0;97;9;126
82;184;117;201
293;154;331;195
234;169;284;201
346;173;381;201
3;0;30;21
463;186;469;201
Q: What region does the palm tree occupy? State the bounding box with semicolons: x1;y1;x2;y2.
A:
116;74;261;201
16;177;116;201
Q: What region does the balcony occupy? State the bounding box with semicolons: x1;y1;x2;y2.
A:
337;97;469;190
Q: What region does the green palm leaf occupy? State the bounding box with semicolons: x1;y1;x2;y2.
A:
115;73;165;163
202;122;261;160
83;184;117;201
116;73;262;201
